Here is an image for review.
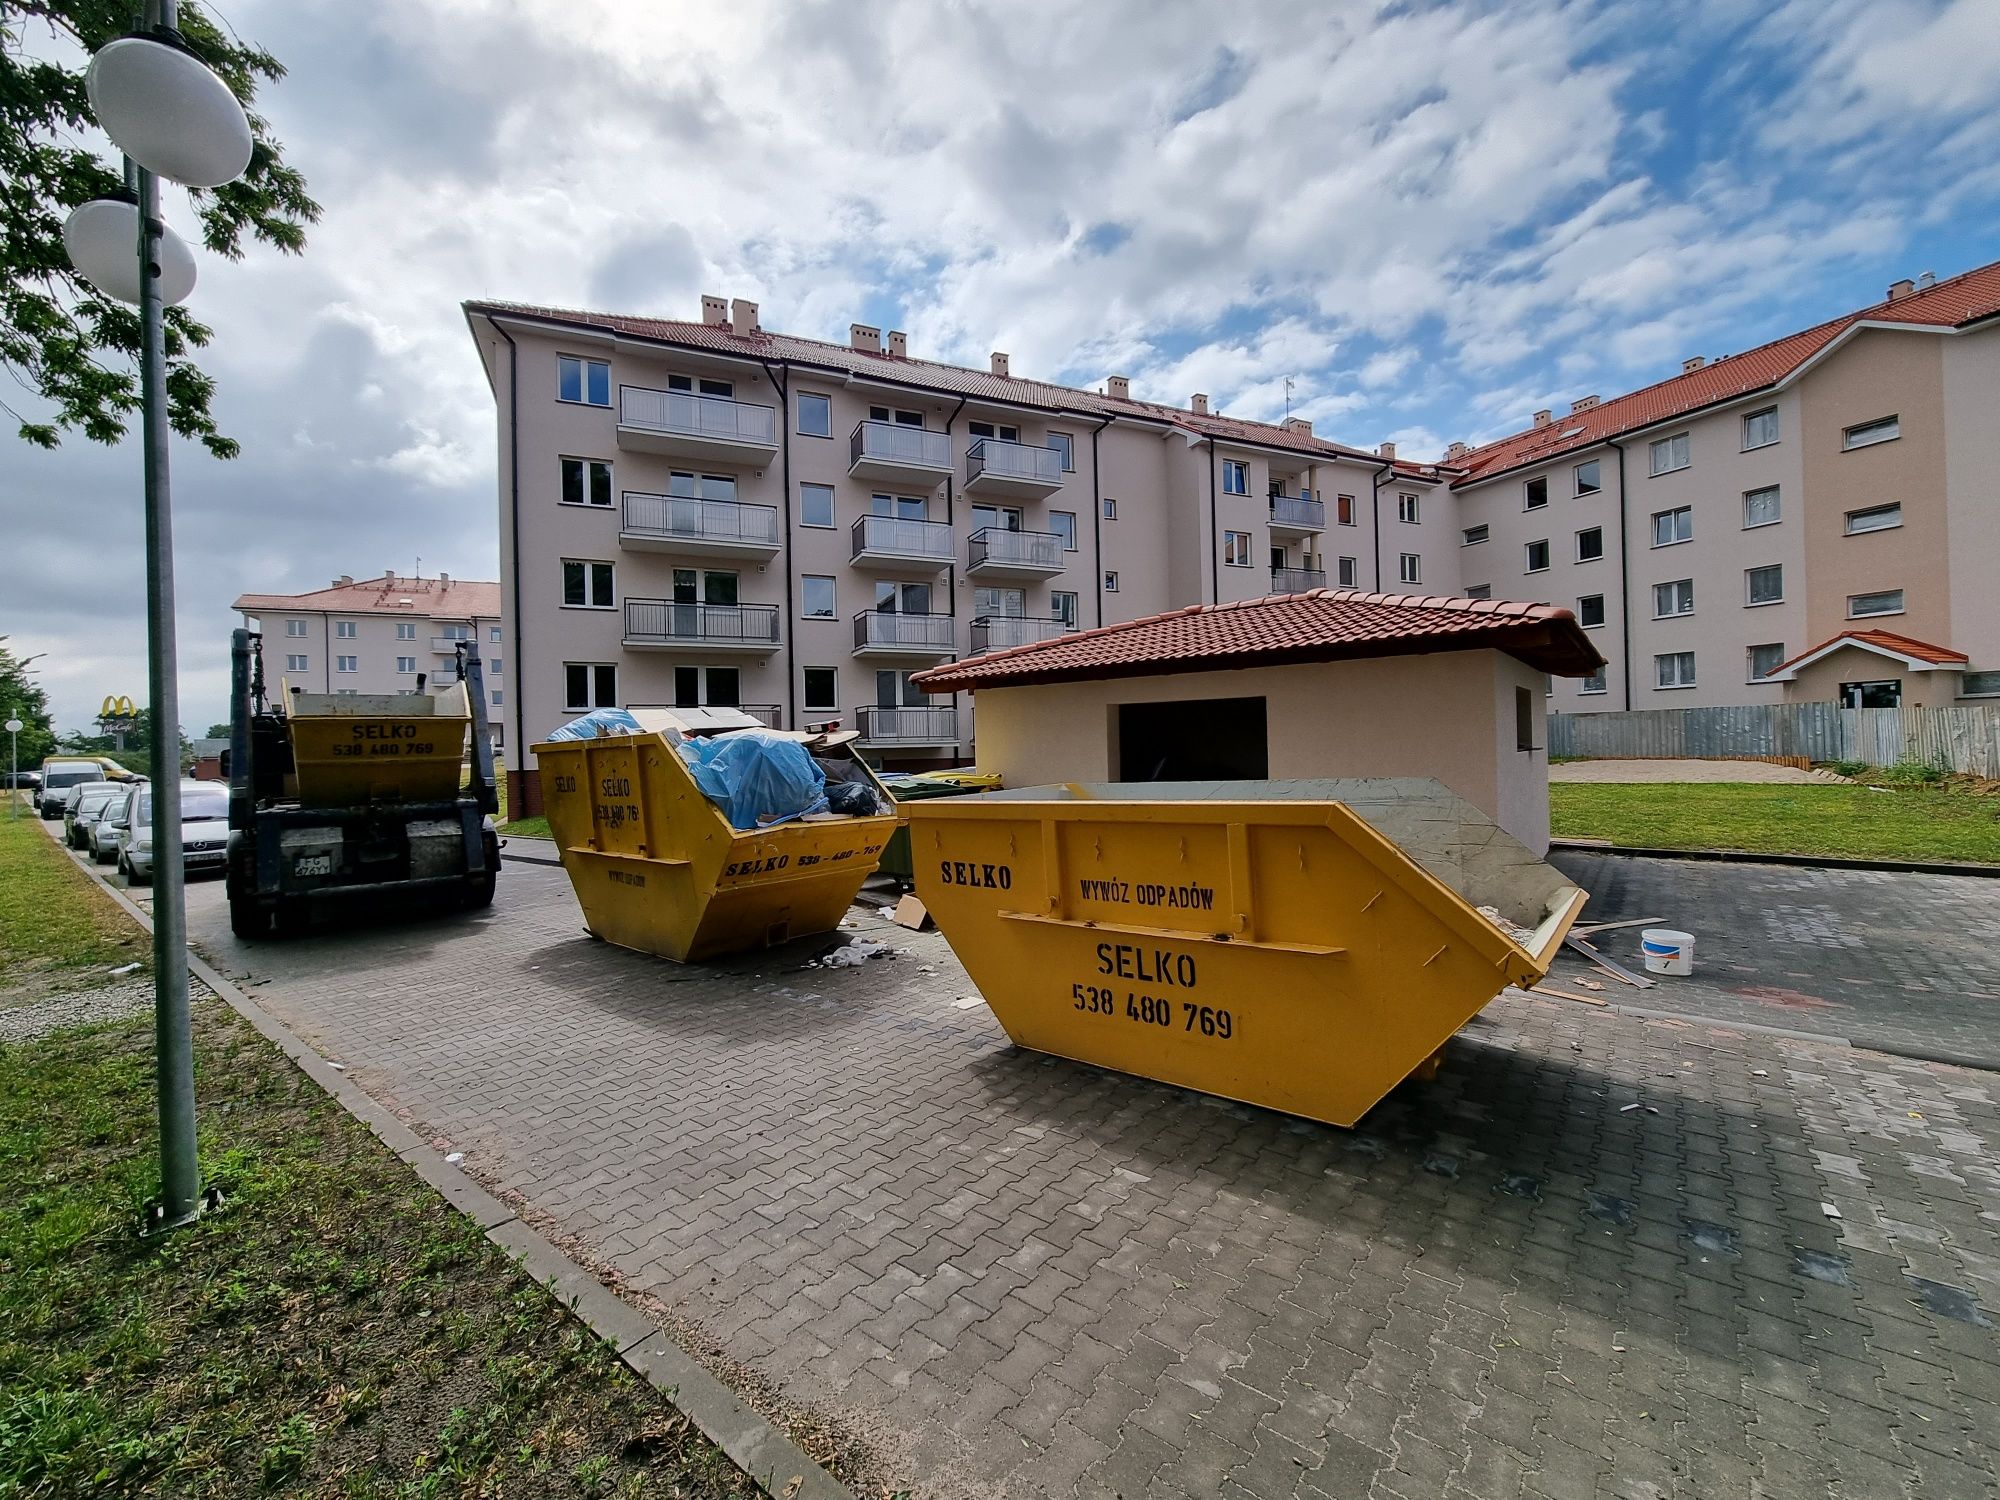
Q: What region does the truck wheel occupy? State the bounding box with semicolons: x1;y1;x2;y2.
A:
229;894;267;939
463;831;500;910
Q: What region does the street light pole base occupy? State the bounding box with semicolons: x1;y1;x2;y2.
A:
139;1184;224;1238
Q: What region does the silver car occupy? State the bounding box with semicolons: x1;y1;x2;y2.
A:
105;781;231;884
65;782;122;850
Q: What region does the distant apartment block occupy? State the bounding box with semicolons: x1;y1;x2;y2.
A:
464;297;1454;812
232;572;505;738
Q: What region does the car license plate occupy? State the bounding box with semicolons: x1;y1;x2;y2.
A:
293;853;333;877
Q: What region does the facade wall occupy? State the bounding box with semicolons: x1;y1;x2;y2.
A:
1942;327;2000;677
238;601;503;716
1784;649;1962;709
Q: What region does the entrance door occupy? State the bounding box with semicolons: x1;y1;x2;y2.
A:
973;586;1025;618
1840;680;1902;708
874;580;931;615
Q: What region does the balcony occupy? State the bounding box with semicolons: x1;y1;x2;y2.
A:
964;437;1065;500
429;635;472;654
856;705;960;747
617;385;778;465
1268;493;1326;534
1271;566;1327;595
852;610;955;657
971;615;1072;654
966;526;1065;580
848;420;953;485
850;513;954;572
622;598;780;653
619;491;781;559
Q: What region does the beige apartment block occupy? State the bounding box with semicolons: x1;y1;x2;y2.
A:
1446;259;2000;714
463;297;1452;814
232;573;505;739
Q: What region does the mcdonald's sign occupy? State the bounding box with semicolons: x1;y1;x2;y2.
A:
99;695;138;719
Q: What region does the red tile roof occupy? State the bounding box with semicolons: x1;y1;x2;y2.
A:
463;300;1444;479
1769;629;1968;679
233;573;501;619
913;588;1604;693
1450;259;2000;487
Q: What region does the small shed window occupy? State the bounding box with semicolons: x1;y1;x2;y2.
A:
1515;687;1535;752
1116;698;1268;781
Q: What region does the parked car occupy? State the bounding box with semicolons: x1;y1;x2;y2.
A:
35;756;139;817
1;769;40;792
64;782;122;849
105;780;230;884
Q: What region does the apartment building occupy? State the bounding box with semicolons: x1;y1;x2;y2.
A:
463;297;1452;814
1446;260;2000;713
232;572;506;738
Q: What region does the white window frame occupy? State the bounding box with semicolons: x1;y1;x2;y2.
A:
1398;553;1421;585
1960;670;2000;698
1336;494;1356;527
802;666;839;713
799;482;836;529
285;618;308;637
801;575;837;620
1397;492;1420;524
1579;666;1608;695
1051;590;1079;628
396;656;417;674
1524;539;1550;574
1648;433;1691;476
1575;527;1604;563
286;653;309;672
335;620;356;639
1747;643;1786;682
1651;507;1693;547
1461;525;1488;546
1842;415;1899;451
563;662;618;712
557;354;611;407
1103;571;1120;592
1051;510;1078;552
1741;407;1779;451
1102;497;1118;520
1743;486;1781;529
1523;477;1548;511
1465;584;1492;600
336;655;357;673
1745;565;1784;607
560;558;616;610
1653;579;1695;618
1221;459;1250;496
1336;557;1357;588
797;392;832;438
1574;460;1602;496
670;374;734;398
396;622;417;641
1577;594;1606;629
1654;651;1697;689
1049;432;1075;472
1844;503;1902;535
1847;589;1905;619
1223;530;1252;567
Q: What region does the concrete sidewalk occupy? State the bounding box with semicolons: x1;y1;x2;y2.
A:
1550;759;1847;784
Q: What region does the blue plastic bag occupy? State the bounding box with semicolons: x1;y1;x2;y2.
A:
676;730;828;830
546;708;643;741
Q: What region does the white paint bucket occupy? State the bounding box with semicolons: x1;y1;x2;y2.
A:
1641;928;1695;976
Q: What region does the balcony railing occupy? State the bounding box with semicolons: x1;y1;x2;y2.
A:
856;705;960;745
971;615;1072;653
429;635;472;653
621;491;780;549
849;420;951;474
850;513;954;565
618;385;777;448
627;702;782;728
966;437;1064;489
1271;566;1327;594
968;526;1063;572
623;598;780;648
1269;494;1326;530
852;610;955;653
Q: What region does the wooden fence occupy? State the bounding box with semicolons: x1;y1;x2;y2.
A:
1548;702;2000;777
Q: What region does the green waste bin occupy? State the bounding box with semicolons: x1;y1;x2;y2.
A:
877;771;992;882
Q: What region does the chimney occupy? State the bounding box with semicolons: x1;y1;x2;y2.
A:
850;323;881;353
1681;356;1705;374
334;574;353;586
1282;416;1312;436
1532;409;1552;428
1191;393;1210;416
1378;441;1396;461
1444;441;1469;461
729;298;759;335
1106;375;1130;400
699;294;728;327
1887;278;1914;303
990;352;1010;377
1917;270;1937;289
887;330;907;359
1570;395;1599;413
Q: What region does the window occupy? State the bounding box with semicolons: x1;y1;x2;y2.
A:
799;483;835;529
673;665;739;708
1221;459;1249;495
1841;680;1903;708
668;470;737;503
1336;494;1355;526
1653;579;1694;617
1465;584;1492;600
802;576;837;619
557;355;610;406
803;667;838;712
1337;557;1357;588
1577;594;1605;628
563;662;617;711
1224;530;1252;567
1848;589;1904;618
1843;415;1899;450
1746;565;1784;606
286;654;308;672
1574;460;1601;496
1655;651;1696;688
1515;687;1535;752
440;624;470;641
969;503;1022;534
1743;486;1781;528
490;626;502;642
1576;527;1603;562
489;659;502;675
1524;477;1548;510
560;457;613;508
1051;510;1078;551
1049;431;1074;471
1748;643;1786;681
1742;407;1779;450
974;585;1025;620
797;393;831;438
1651;507;1692;546
1648;432;1691;475
1845;503;1902;535
1398;553;1421;585
667;374;734;397
870;405;925;427
491;689;503;706
968;419;1020;443
336;620;356;639
1103;571;1120;592
1051;591;1078;627
1462;525;1488;546
286;618;308;637
1961;671;2000;697
561;559;615;609
1397;493;1419;524
396;656;416;674
1525;539;1550;573
1103;497;1118;520
336;655;357;673
870;493;927;520
1579;666;1607;695
876;669;929;711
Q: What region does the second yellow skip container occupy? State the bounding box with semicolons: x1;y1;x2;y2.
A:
910;777;1587;1127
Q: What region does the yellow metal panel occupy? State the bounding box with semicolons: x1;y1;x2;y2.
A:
283;692;471;808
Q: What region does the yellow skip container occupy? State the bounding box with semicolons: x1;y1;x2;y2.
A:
535;725;897;963
284;683;473;808
910;778;1587;1127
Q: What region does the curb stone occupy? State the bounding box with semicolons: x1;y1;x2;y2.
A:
56;825;850;1500
1550;837;2000;879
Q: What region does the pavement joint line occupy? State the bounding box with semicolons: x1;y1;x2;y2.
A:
46;819;852;1500
1549;838;2000;880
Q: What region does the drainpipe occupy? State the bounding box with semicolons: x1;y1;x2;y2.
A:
1607;438;1631;710
942;395;966;755
1088;414;1112;626
321;613;330;693
757;356;795;728
1206;440;1220;604
494;320;525;792
1370;460;1391;591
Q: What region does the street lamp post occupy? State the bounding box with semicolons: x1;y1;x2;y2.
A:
64;0;253;1233
5;719;20;819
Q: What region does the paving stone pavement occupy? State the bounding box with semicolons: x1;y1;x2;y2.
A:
176;858;2000;1499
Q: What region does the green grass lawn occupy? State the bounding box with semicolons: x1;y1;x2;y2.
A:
0;804;147;999
1550;782;2000;864
499;815;551;840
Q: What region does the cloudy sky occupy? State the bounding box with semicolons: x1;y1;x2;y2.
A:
6;0;1999;736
